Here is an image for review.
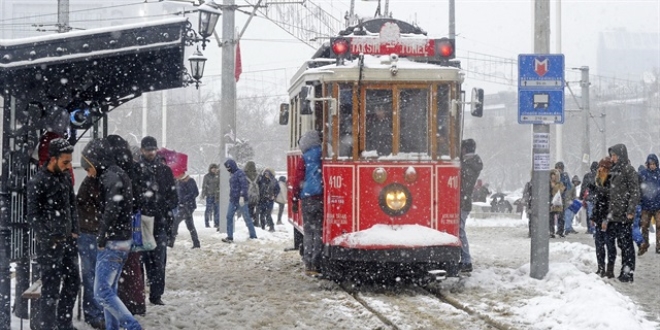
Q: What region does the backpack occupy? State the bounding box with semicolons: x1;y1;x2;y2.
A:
247;178;260;204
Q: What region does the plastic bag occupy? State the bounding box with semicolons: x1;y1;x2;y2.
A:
131;212;157;252
552;191;563;207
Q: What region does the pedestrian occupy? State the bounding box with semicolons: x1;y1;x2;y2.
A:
138;136;178;305
591;157;616;278
563;175;582;235
244;161;260;228
82;138;142;330
107;135;146;316
580;161;599;234
522;173;533;238
292;130;324;276
201;164;220;228
27;138;80;330
638;153;660;255
607;144;640;282
275;176;287;225
222;159;258;243
549;169;566;238
171;171;201;248
458;139;483;273
76;170;105;330
257;168;280;232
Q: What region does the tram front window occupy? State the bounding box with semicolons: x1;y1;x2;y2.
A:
399;89;429;154
365;90;393;156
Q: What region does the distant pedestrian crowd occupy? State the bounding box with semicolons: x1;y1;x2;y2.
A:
522;143;659;283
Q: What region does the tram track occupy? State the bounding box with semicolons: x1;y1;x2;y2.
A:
336;279;517;330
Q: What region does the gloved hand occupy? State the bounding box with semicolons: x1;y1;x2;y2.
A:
239;197;245;207
292;200;299;213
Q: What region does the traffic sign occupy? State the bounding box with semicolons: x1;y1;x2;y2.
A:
518;54;565;124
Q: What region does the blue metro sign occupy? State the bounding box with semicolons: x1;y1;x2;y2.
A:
518;54;565;124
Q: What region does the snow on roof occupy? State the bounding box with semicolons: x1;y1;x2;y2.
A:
309;55;459;72
330;224;460;248
0;17;188;46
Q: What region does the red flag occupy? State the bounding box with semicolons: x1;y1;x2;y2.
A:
235;41;242;82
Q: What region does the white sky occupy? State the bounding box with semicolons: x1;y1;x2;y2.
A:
195;0;660;97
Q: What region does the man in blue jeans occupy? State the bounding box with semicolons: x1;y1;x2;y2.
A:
459;139;483;273
222;159;257;242
83;138;142;330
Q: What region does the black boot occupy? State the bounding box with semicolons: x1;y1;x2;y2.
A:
595;265;605;277
605;264;615;279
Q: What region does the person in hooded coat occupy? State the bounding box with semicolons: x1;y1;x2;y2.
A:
171;171;201;248
291;130;324;276
275;176;288;225
458;139;483;272
106;135;146;316
82;138;142;330
243;161;260;227
257;169;280;232
222;159;258;242
550;169;566;238
607;144;640;282
637;153;660;255
27;138;80;330
201;164;220;228
592;157;617;278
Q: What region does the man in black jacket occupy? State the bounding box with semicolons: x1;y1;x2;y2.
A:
459;139;483;273
607;144;640;282
82;138;142;329
138;136;177;305
27;138;80;330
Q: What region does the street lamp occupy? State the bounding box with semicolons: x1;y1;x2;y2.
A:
197;1;222;50
188;46;207;89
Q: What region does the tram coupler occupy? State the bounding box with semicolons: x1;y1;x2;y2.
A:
427;269;447;281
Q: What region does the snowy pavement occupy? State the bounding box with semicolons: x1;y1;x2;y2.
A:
11;210;659;330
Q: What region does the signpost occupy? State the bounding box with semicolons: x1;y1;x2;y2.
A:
518;54;565;124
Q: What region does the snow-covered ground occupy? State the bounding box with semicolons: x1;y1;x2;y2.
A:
11;208;659;330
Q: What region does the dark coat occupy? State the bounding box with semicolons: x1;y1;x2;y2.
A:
201;171;220;200
580;162;598;202
176;175;199;210
138;155;178;217
82;139;134;247
591;172;611;226
77;176;102;235
608;144;640;222
27;167;79;244
258;170;280;208
638;154;660;211
460;153;483;212
224;159;249;204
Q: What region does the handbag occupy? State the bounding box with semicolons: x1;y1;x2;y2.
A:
551;191;563;207
131;212;157;252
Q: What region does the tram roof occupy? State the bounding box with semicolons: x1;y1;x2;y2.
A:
289;56;462;95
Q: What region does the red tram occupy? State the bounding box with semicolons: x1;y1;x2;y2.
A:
280;17;483;282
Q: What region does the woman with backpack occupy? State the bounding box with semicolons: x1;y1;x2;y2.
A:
257;169;280;232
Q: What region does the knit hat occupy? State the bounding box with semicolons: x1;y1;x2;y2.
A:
141;136;158;151
598;157;613;170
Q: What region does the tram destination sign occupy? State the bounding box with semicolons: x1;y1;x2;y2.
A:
348;37;436;57
518;54;565;124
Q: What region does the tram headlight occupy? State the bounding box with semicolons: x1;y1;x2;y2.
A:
378;183;412;216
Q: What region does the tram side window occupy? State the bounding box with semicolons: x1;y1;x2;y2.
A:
338;85;353;158
399;89;429;154
437;85;450;157
365;90;393;156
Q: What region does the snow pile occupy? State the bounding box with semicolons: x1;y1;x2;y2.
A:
330;224;460;248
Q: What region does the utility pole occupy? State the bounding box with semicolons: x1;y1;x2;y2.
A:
555;0;562;167
218;0;236;234
449;0;455;39
530;0;551;280
57;0;70;33
580;66;590;175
